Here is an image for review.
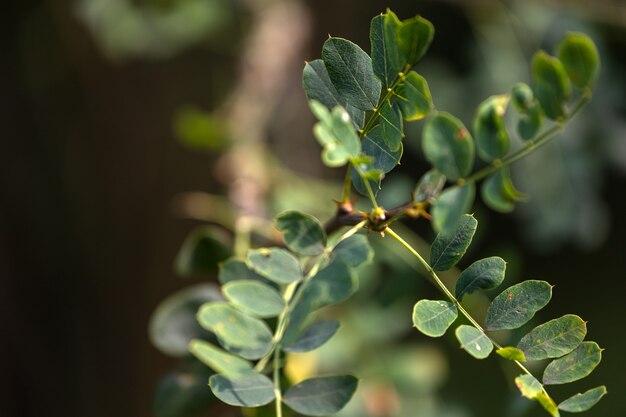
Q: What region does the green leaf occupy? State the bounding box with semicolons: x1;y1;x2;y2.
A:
430;214;477;271
515;375;560;417
396;71;434;121
322;37;382;111
196;302;273;360
455;256;506;300
481;167;527;213
188;340;252;377
397;15;435;66
473;95;510;162
303;60;365;128
350;164;381;197
282;375;358;416
512;82;535;113
412;299;458;337
379;100;404;151
517;314;587;361
455;325;493;359
218;258;268;285
484;280;552;331
414;169;446;203
370;12;403;88
518;105;543;140
431;183;475;233
152;364;214;417
307;260;358;308
331;234;373;268
558;386;607;413
246;248;303;285
361;125;403;173
209;372;275;407
275;211;327;256
496;346;527;362
174;106;229;151
222;280;285;318
282;320;340;353
423;112;475;181
313;105;362;167
532;51;571;120
556;32;600;89
543;342;602;385
175;226;232;277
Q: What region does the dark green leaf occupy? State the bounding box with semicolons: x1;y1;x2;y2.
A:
222;280;285;318
331;234;373;268
431;183;475;233
188;340;252;377
362;125;403;173
350;164;381;197
246;248;303;285
397;15;435;66
370;12;403;88
196;302;273;360
275;211;327;256
423;112;475;181
303;60;365;128
496;346;527;362
378;100;404;151
152;365;214;417
556;32;600;89
282;320;340;353
175;226;232;277
512;83;535;113
558;386;607;413
414;169;446;203
517;314;587;361
282;375;358;416
518;105;543;140
455;325;493;359
430;214;477;271
412;299;458;337
532;51;571;120
484;280;552;331
455;256;506;300
209;372;275;407
543;342;602;385
473;95;510;162
322;37;381;111
396;71;434;121
218;258;268;285
481;167;526;213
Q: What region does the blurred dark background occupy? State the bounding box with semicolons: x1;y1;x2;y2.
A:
1;0;625;416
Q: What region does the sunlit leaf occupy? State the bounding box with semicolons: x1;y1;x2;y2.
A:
175;226;232;277
496;346;526;362
515;375;560;417
431;183;475;233
517;314;587;361
188;340;252;377
430;214;477;271
282;320;340;353
558;386;607;413
455;325;493;359
312;105;362;167
209;372;275;407
246;248;303;284
222;280;285;318
396;71;434;121
423;112;475;181
484;280;552;331
455;256;506;300
543;342;602;385
412;299;458;337
532;51;571;120
556;32;600;89
282;375;358;416
275;211;327;256
473;95;510;162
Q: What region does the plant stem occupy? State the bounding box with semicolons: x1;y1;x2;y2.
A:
351;162;380;209
273;348;283;417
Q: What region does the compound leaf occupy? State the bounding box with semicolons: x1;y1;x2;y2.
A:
455;256;506;300
543;341;602;385
430;214;477;271
485;280;552;331
275;211;327;256
412;299;458;337
222;280;285;318
246;248;303;285
282;320;340;353
209;372;275;408
282;376;358;416
473;95;510;162
423;112;475;181
558;386;607;413
532;51;571;120
556;32;600;89
188;339;252;378
431;183;475;233
455;325;493;359
517;314;587;361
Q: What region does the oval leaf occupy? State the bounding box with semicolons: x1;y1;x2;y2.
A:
473;95;510;162
222;280;285;318
532;51;571;120
379;100;404;151
362;125;403;174
414;169;446;204
496;346;527;362
397;15;435;66
282;375;358;416
430;214;477;271
485;280;552;331
276;211;327;256
556;32;600;89
517;314;587;361
481;167;526;213
431;183;475;233
331;234;373;268
246;248;303;284
515;376;560;417
412;299;458;337
188;340;252;377
543;341;602;385
371;11;403;88
209;372;275;407
218;258;268;285
558;386;607;413
455;325;493;359
322;37;381;111
455;256;506;300
396;71;434;121
282;320;340;353
196;302;273;360
511;82;535;113
423;112;475;181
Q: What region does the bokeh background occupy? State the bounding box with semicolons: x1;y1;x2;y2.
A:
2;0;626;416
